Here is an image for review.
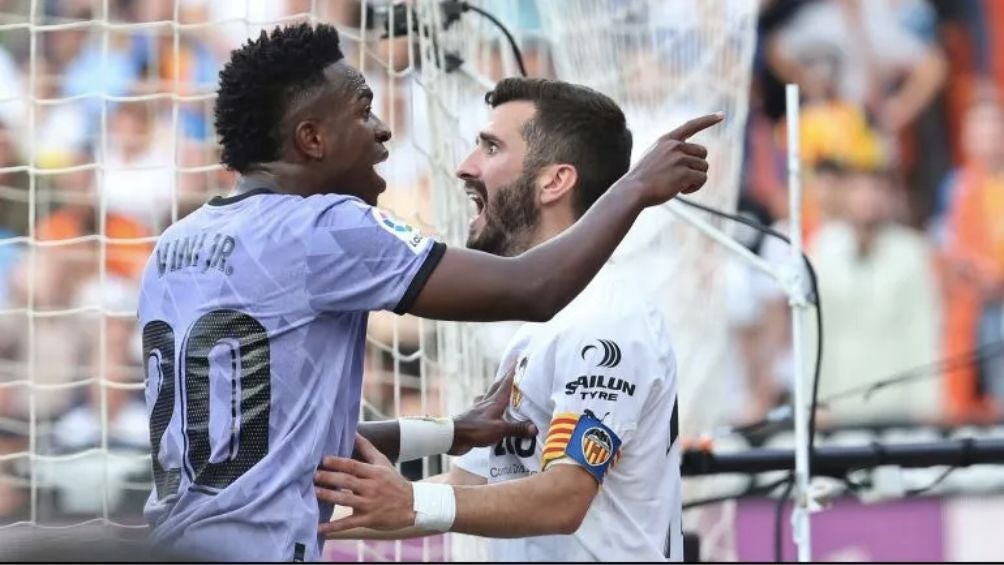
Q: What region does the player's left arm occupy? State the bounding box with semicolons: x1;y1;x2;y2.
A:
450;464;598;537
446;342;648;538
316;436;598;538
354;367;535;463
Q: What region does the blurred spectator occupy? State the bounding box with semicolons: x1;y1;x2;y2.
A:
35;9;94;158
765;0;949;227
977;1;1004;123
783;43;888;239
0;149;150;442
767;0;947;135
52;271;147;451
746;0;885;239
0;144;148;520
59;9;143;135
185;0;314;58
931;0;990;168
129;20;218;141
812;165;942;425
941;93;1004;422
743;0;1004;426
99;101;175;233
793;47;886;173
34;151;152;283
808;159;852;230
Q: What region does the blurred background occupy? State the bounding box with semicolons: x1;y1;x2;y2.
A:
0;0;1002;561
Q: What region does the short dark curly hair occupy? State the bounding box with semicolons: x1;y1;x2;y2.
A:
214;23;344;173
485;78;632;218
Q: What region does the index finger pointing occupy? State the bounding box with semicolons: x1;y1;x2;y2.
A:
666;112;725;141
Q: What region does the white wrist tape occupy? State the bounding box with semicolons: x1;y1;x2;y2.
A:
412;482;456;532
397;417;454;462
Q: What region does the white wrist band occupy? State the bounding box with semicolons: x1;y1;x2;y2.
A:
412;482;456;532
397;417;455;462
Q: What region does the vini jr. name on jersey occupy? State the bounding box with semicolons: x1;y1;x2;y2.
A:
156;233;238;277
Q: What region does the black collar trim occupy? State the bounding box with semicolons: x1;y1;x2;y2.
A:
207;187;275;206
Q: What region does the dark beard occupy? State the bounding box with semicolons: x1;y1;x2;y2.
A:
465;169;540;257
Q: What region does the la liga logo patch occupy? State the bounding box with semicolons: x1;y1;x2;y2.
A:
373;208;414;233
372;208;425;251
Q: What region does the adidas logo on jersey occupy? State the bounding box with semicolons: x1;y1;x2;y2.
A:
564;375;635;400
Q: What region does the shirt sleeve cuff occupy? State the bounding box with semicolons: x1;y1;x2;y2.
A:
393;241;446;315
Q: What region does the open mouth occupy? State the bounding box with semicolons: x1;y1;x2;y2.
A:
465;184;486;225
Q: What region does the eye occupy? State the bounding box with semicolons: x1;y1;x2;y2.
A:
362;105;372;120
480;138;498;156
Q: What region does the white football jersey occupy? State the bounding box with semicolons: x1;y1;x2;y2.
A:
456;264;682;562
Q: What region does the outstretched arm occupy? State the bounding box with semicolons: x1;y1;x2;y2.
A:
451;464;596;537
316;438;597;539
406;114;723;322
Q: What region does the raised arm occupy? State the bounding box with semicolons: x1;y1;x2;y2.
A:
406;114;723;322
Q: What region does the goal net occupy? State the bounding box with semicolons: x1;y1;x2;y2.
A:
0;0;755;561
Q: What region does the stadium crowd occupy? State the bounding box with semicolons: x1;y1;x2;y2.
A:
0;0;1001;525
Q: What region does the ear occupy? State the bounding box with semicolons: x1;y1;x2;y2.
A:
537;164;578;207
293;119;324;161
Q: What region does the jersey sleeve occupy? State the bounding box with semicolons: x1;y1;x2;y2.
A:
539;323;668;484
452;446;490;479
304;198;445;314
